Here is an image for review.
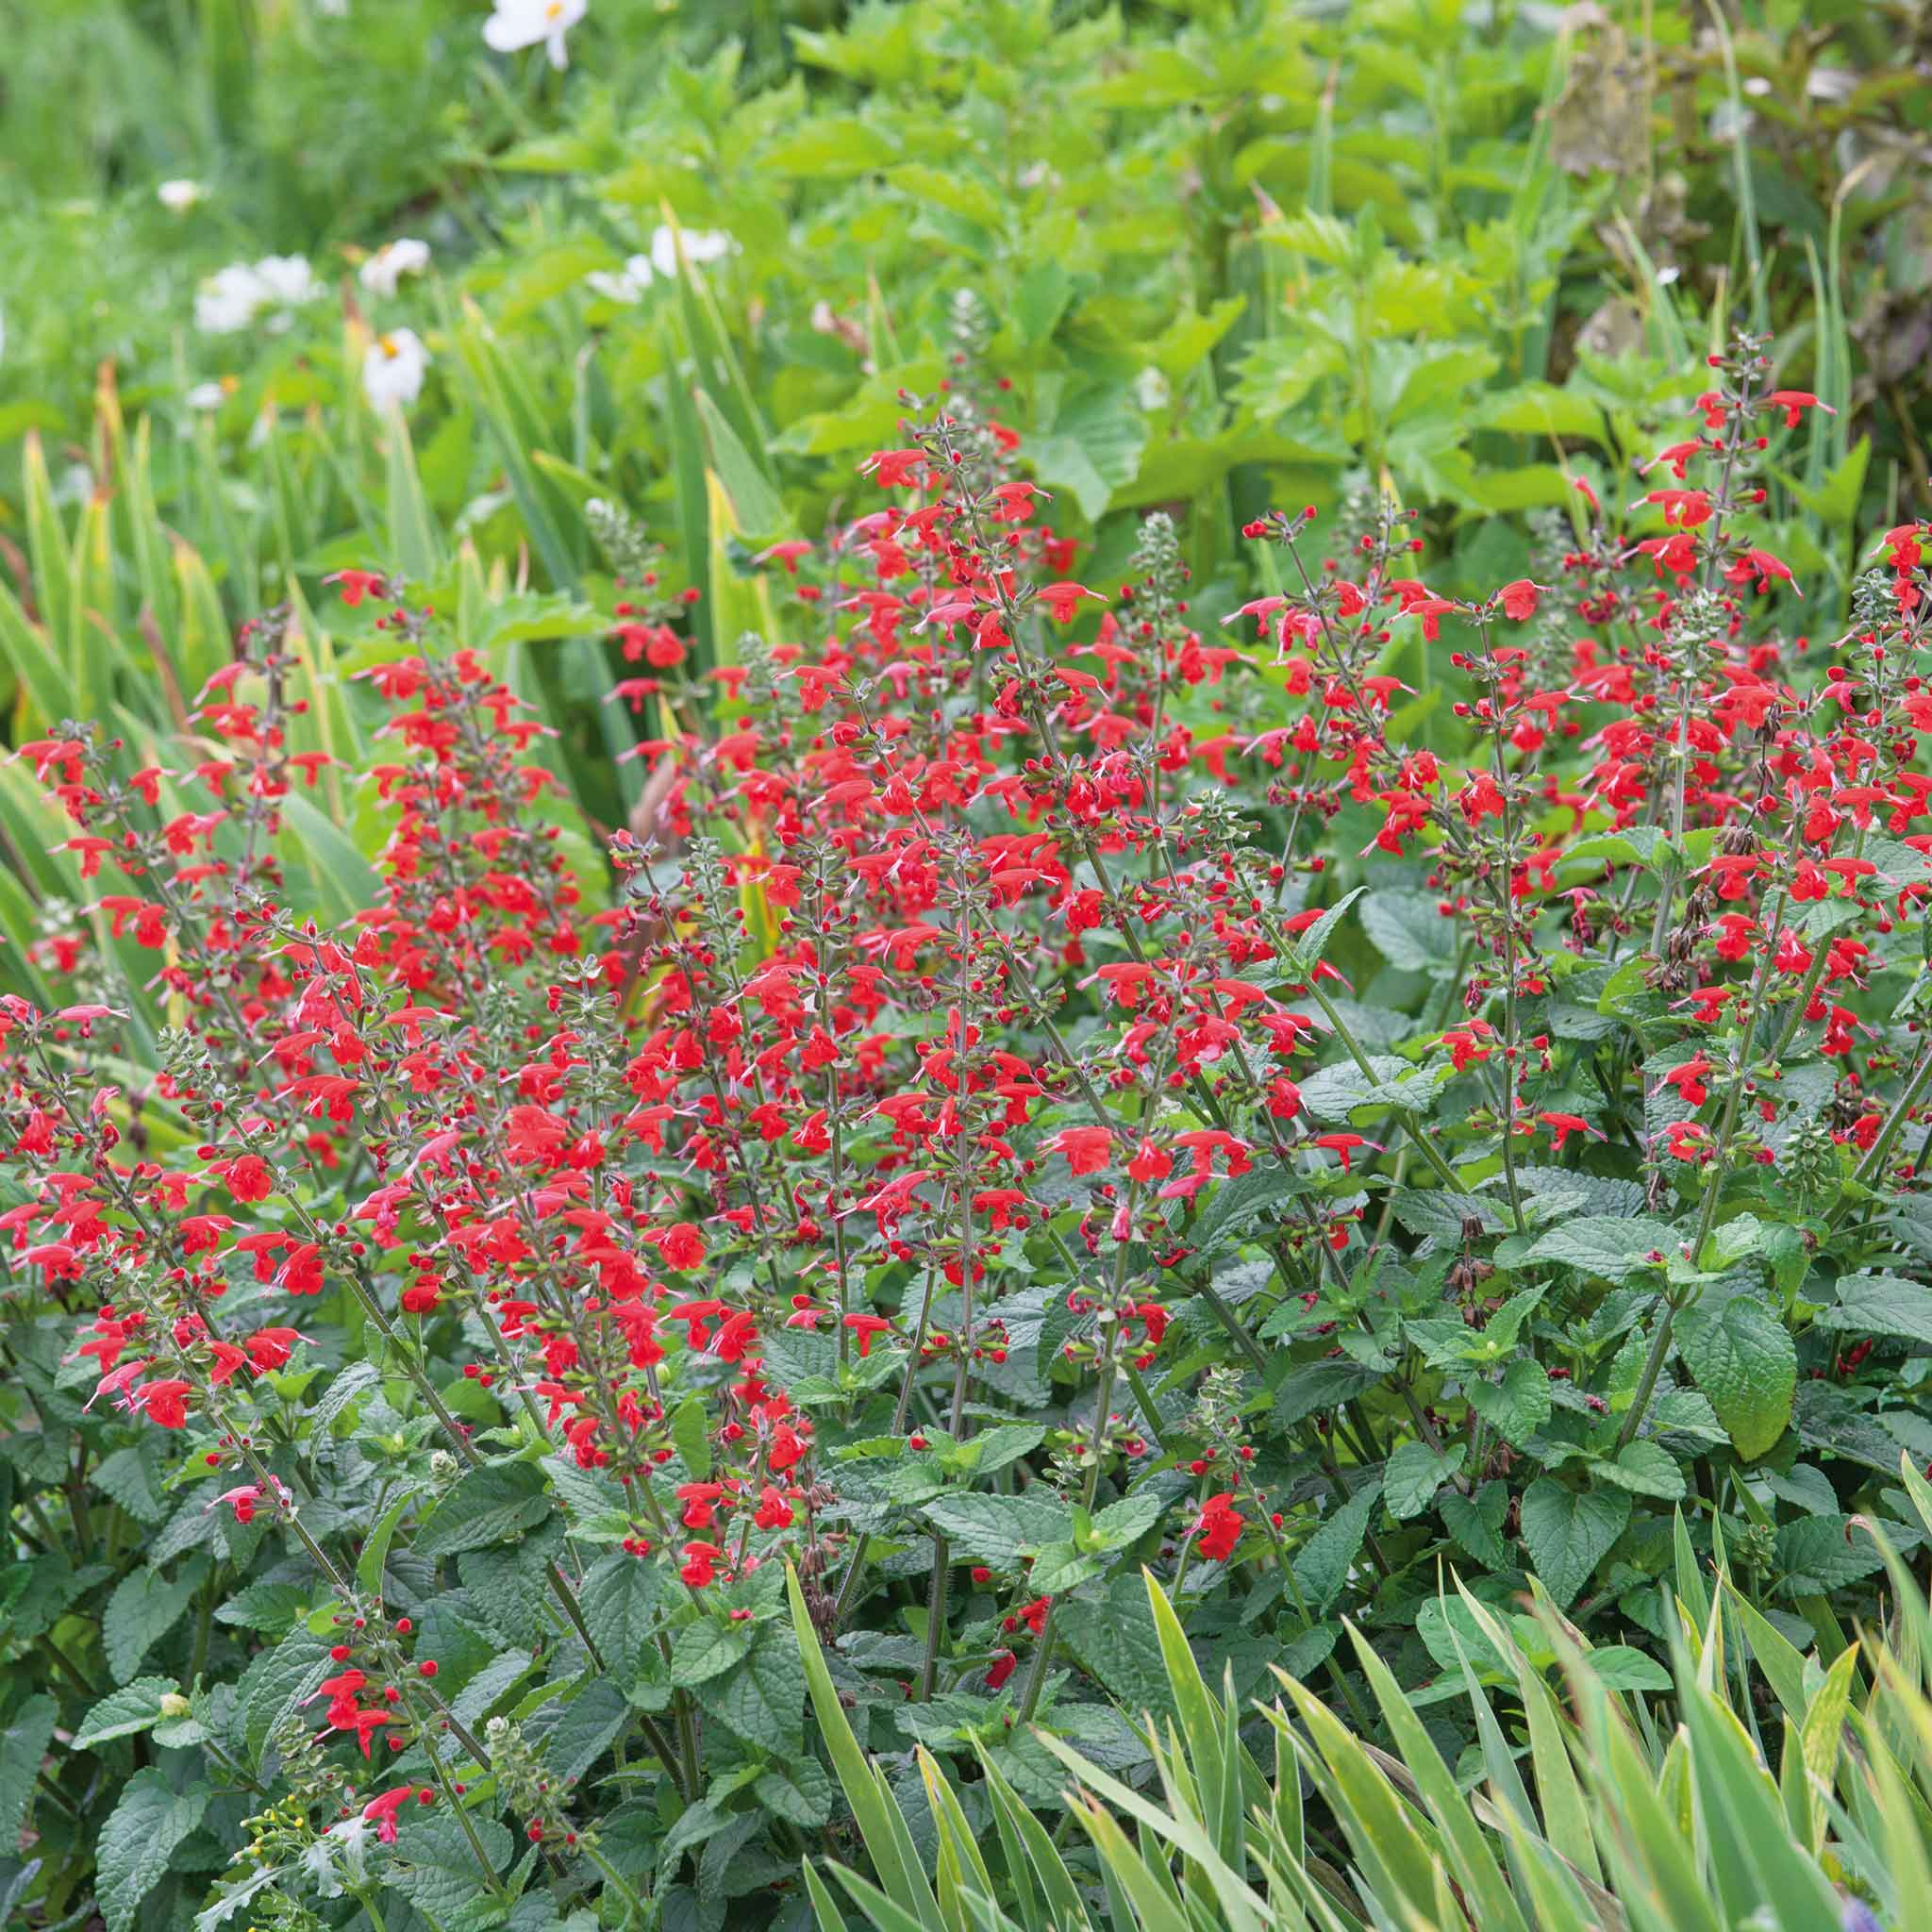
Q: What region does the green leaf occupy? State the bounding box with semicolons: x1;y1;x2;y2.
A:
1519;1479;1630;1607
386;1809;512;1919
758;1756;834;1827
75;1676;177;1749
1088;1493;1163;1552
671;1394;712;1481
920;1491;1074;1568
242;1627;334;1762
1813;1274;1932;1347
1598;1440;1687;1501
357;1487;423;1599
1293;1478;1383;1612
1031;385;1147;522
1528;1216;1678;1281
417;1462;552;1557
536;1676;630;1782
1441;1484;1512;1571
1359;889;1459;976
1587;1645;1673;1691
1466;1358;1552;1447
578;1552;662;1687
0;1696;57;1844
1676;1294;1797;1461
1056;1580;1173;1718
97;1768;209;1932
692;388;786;541
671;1618;751;1689
103;1569;196;1686
1385;1441;1467;1520
696;1624;808;1755
1774;1517;1884;1594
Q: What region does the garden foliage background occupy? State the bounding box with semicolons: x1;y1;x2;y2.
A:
5;2;1932;1931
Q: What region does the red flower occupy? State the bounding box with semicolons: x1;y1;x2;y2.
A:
1194;1493;1243;1563
135;1378;192;1429
1497;579;1541;622
325;569;387;607
842;1312;892;1357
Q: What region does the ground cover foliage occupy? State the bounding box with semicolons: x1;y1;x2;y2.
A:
2;4;1932;1932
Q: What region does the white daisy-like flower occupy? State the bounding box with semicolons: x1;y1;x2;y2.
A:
647;223;733;278
158;178;206;213
195;263;267;335
186;381;227;411
359;238;431;299
483;0;586;70
363;328;429;411
584;255;653;305
254;255;320;307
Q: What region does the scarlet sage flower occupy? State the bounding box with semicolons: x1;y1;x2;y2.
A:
1194;1493;1243;1562
842;1312;891;1357
1307;1132;1382;1174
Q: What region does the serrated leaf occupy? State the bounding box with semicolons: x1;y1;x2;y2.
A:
242;1627;333;1762
1813;1274;1932;1347
1056;1580;1173;1718
670;1395;711;1481
1774;1516;1884;1595
535;1675;630;1781
1467;1357;1552;1446
757;1756;833;1827
1441;1483;1512;1571
1359;889;1459;975
1676;1293;1796;1461
671;1618;751;1689
357;1487;423;1599
418;1462;552;1557
75;1676;176;1749
578;1552;662;1686
1528;1216;1679;1281
97;1768;209;1932
1597;1440;1687;1500
695;1624;807;1754
0;1696;57;1843
1292;1478;1382;1612
1519;1479;1630;1607
921;1491;1074;1567
1384;1441;1466;1520
104;1569;196;1686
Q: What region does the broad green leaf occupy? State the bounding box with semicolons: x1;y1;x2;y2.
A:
1528;1217;1678;1281
1677;1294;1797;1461
75;1676;176;1749
417;1462;551;1557
1519;1480;1630;1607
103;1569;196;1686
1384;1441;1466;1520
1293;1478;1383;1611
97;1769;209;1932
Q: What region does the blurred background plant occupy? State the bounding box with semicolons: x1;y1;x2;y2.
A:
3;0;1927;841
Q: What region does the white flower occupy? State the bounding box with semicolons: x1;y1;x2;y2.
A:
195;264;267;335
363;328;429;411
483;0;586;70
1133;366;1171;412
584;255;653;305
254;255;320;307
158;178;206;213
186;381;227;411
359;237;431;299
647;223;733;278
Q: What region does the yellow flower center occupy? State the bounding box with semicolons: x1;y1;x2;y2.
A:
380;336;399;359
